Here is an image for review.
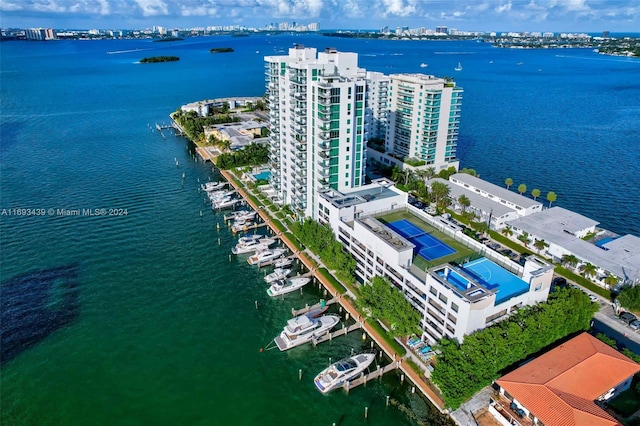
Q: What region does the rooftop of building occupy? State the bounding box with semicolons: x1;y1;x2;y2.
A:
319;178;399;208
449;173;542;209
430;257;529;305
506;208;640;282
429;177;516;218
496;332;640;426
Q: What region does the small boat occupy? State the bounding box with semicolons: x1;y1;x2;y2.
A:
314;352;377;393
274;314;341;351
454;62;462;71
225;210;256;221
213;198;239;209
237;234;261;244
231;238;275;255
267;277;310;297
202;181;226;191
208;190;234;201
273;256;293;268
248;248;286;265
420;63;428;68
264;268;291;283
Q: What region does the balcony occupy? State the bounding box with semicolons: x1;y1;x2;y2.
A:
317;131;330;141
318;140;331;150
317;114;330;123
316;167;330;178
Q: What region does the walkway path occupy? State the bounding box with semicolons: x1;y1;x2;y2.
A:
220;169;447;412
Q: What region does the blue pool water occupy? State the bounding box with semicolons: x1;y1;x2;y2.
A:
253;171;271;181
439;270;471;293
388;220;457;260
461;258;530;305
595;237;617;248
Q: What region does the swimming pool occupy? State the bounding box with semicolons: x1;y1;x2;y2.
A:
253;171;271;181
461;258;530;305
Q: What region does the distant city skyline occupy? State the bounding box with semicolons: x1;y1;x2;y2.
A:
1;0;639;33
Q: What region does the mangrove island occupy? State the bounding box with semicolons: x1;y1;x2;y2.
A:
139;56;180;63
210;47;234;53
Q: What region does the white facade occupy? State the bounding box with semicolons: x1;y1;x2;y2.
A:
506;207;640;286
385;74;462;171
364;71;390;141
265;46;368;218
449;173;543;228
320;183;553;344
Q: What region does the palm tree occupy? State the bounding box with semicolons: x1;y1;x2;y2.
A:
458;194;470;212
546;191;557;208
518;183;527;195
391;165;403;182
603;273;619;289
505;177;513;190
579;262;598;280
424;166;436;181
518;231;531;247
561;254;579;269
533;239;549;254
531;188;541;200
501;226;514;237
430;181;450;209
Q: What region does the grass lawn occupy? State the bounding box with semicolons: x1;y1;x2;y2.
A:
376;210;477;270
607;377;640;418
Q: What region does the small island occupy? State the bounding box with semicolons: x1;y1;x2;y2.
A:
139;56;180;63
153;37;184;42
210;47;234;53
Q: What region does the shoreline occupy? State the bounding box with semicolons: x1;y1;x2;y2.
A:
220;168;448;413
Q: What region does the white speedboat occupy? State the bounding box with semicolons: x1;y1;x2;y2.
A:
231;221;254;233
267;277;310;297
420;62;428;68
208;190;234;201
225;210;256;221
213;198;239;209
231;238;275;255
248;248;286;265
273;256;293;268
237;234;261;244
202;181;226;191
454;62;462;71
274;314;340;351
314;352;377;393
264;268;291;283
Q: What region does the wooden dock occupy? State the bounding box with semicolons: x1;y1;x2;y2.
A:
312;322;363;346
343;361;400;391
292;297;339;317
196;147;217;162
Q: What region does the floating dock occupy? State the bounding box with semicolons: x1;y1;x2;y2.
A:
312;322;363;346
292;297;339;317
344;362;400;391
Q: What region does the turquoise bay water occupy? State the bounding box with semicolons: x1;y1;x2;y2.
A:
1;34;638;425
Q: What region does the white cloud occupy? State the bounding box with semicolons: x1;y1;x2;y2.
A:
495;1;512;13
378;0;417;17
134;0;168;16
0;1;24;11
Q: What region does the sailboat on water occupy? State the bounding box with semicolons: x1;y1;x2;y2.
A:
454;62;463;71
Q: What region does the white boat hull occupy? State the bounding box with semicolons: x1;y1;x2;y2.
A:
313;353;376;393
274;314;340;351
267;277;310;297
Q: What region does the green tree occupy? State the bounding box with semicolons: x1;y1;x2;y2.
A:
603;274;619;289
561;254;579;269
546;191;557;207
438;166;457;180
579;262;598;280
505;177;513;190
430;181;450;210
531;188;541;200
501;226;514;238
357;276;422;338
459;168;477;176
517;183;527;195
458;194;470;212
517;231;531;247
533;239;549;254
616;285;640;312
431;287;597;409
472;220;489;235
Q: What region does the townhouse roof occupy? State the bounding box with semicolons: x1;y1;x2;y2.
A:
449;173;542;209
496;333;640;426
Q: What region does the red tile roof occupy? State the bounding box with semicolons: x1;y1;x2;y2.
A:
496;333;639;426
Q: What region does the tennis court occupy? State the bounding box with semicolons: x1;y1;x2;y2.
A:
387;219;457;260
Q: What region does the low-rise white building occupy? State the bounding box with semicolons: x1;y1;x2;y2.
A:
319;179;554;344
506;207;640;286
448;173;542;229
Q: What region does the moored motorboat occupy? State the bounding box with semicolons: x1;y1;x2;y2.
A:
264;268;291;283
202;181;226;191
313;352;377;393
213;198;239;209
231;238;275;255
267;277;310;297
274;314;340;351
273;256;293;268
248;248;286;265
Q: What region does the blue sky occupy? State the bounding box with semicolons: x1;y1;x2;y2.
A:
2;0;639;32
